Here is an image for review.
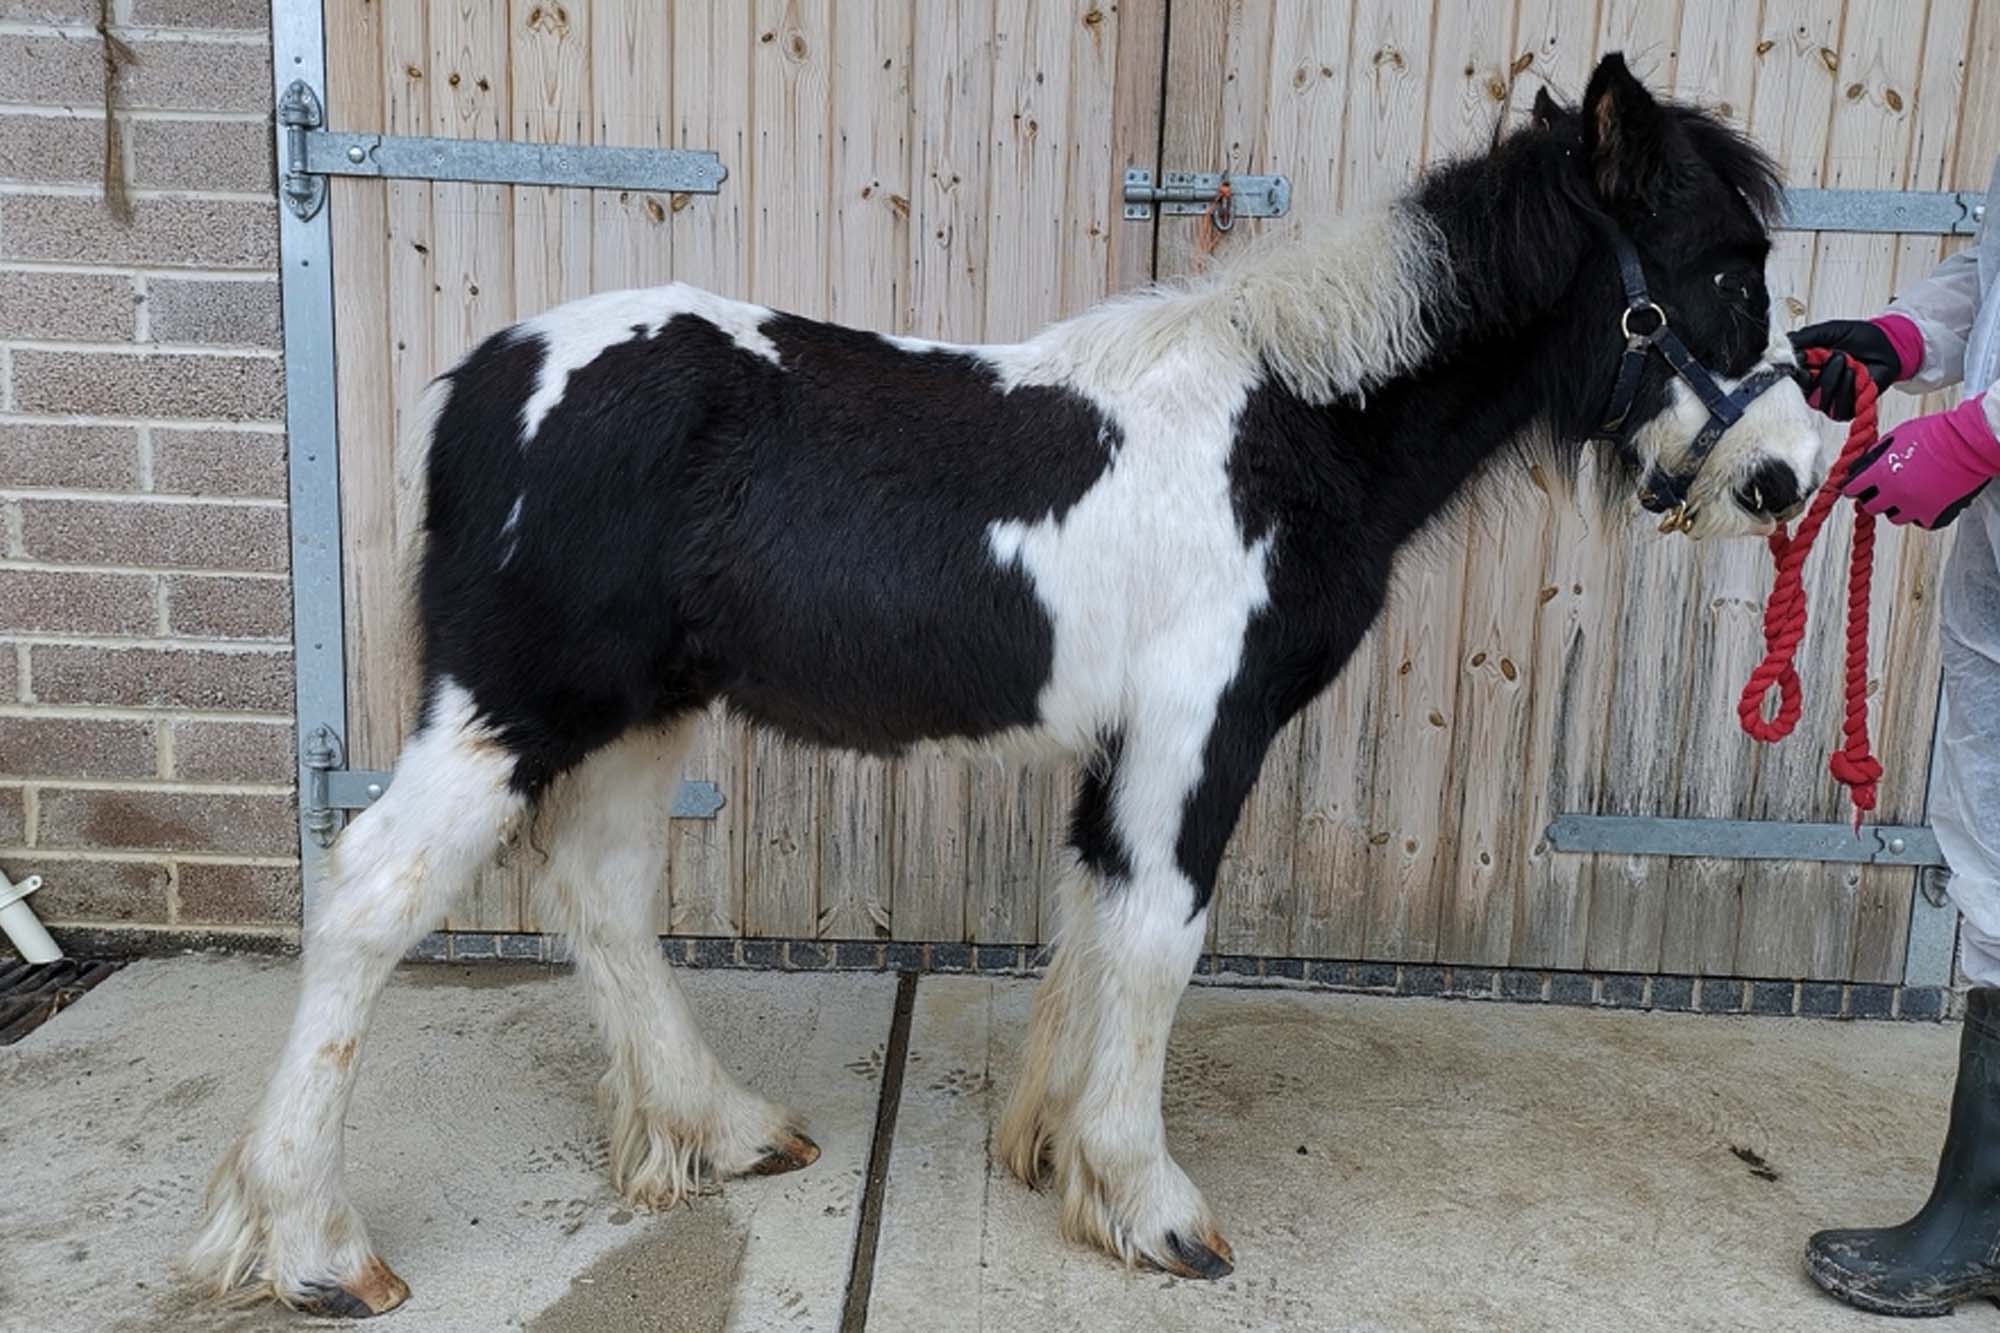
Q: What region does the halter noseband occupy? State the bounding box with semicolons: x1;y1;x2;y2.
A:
1591;232;1789;533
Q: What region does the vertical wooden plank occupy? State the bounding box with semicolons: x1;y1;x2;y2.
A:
328;0;398;769
1853;0;1984;982
591;3;674;294
1152;0;1230;279
817;0;912;943
1439;0;1564;967
665;2;754;938
1734;0;1894;980
419;0;518;930
1511;0;1682;971
1292;0;1432;959
739;0;835;940
1211;0;1358;957
1360;0;1505;963
892;1;993;943
1584;0;1752;973
512;0;594;316
1106;0;1167;295
1652;1;1774;978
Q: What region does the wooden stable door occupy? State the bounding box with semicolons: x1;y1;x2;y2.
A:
320;0;1991;983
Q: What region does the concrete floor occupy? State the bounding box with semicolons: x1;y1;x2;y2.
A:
0;958;1990;1333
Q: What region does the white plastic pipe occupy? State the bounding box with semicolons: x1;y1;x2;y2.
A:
0;869;60;964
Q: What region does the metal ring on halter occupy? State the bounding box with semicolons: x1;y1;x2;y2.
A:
1620;301;1666;342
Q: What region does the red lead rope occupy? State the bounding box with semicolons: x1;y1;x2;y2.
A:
1736;347;1882;829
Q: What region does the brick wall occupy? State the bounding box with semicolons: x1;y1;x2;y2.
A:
0;2;296;940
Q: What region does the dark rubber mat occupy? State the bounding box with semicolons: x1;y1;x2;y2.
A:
0;958;123;1045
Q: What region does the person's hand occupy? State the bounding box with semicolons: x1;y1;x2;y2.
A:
1791;315;1921;420
1842;394;2000;529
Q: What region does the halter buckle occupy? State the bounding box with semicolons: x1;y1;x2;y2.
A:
1657;502;1696;535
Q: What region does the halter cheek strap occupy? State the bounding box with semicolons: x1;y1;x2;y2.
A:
1591;234;1789;530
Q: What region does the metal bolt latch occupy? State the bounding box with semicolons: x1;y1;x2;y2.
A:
1123;168;1291;223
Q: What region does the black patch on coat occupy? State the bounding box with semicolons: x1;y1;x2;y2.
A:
418;309;1120;795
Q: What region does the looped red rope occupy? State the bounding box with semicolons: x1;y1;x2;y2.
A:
1736;347;1882;828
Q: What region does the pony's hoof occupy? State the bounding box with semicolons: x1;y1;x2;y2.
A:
297;1256;410;1318
747;1130;820;1177
1160;1228;1235;1281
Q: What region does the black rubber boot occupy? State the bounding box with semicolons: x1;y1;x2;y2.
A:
1807;987;2000;1317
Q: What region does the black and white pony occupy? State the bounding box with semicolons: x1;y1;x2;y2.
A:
191;55;1821;1314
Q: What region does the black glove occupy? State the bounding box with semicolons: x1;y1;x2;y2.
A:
1789;318;1905;421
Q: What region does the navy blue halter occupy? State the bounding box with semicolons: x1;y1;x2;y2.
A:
1592;232;1790;532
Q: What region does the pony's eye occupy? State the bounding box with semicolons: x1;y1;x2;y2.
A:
1713;271;1752;300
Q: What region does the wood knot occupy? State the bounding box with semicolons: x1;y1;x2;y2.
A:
1083;7;1104;25
643;196;665;223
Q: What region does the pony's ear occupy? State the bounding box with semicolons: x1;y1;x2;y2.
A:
1582;53;1670;209
1530;86;1566;132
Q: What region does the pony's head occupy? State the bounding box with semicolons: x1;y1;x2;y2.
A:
1539;55;1822;539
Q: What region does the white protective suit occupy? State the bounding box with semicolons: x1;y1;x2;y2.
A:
1884;167;2000;985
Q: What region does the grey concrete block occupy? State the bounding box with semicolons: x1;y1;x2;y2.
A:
28;643;291;711
1601;975;1646;1008
163;573;290;639
882;941;924;971
1899;987;1945;1021
128;0;268;27
13;349;283;421
930;942;972;972
1548;973;1595;1006
36;785;296;856
176;860;299;927
0;112;104;185
1446;967;1496;999
1750;981;1797;1015
740;939;782;969
1800;982;1844;1017
973;945;1020;973
0;422;138;489
786;940;828;970
1848;984;1894;1020
0;33;270;114
0;268;136;340
145;276;280;347
1698;979;1746;1014
14;852;169;923
18;497;287;571
1352;961;1397;990
1500;971;1546;1002
0;194;276;269
0;568;155;635
0;713;156;780
170;718;292;783
1403;965;1446;996
1651;977;1694;1012
150;429;286;498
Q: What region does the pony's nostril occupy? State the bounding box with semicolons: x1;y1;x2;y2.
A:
1735;459;1802;516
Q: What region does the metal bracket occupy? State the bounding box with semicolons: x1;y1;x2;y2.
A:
1547;814;1944;867
1123;168;1291;223
300;724;346;848
311;761;725;824
1781;187;1984;236
277;79;727;221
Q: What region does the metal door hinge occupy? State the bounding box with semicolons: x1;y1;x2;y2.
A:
278;80;727;222
1123;168;1291;224
1547;814;1944;867
300;724;725;847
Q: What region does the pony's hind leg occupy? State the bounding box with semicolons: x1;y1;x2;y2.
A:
186;680;527;1316
533;723;819;1207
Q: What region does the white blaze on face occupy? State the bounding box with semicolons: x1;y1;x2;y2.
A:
1629;317;1828;539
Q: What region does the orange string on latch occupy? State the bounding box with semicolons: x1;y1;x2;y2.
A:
1736;347;1883;829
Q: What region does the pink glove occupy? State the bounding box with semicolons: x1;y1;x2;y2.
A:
1841;393;2000;529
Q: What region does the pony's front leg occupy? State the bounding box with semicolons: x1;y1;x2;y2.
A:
999;711;1268;1278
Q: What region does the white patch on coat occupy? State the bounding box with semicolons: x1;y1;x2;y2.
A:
186;679;524;1305
1629;318;1825;539
884;205;1446;410
515;285;782;442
